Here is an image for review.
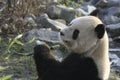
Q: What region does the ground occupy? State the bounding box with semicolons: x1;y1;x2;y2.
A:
0;38;37;80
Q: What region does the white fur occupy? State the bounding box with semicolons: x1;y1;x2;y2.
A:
60;16;110;80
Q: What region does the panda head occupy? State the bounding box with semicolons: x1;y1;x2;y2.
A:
60;16;106;54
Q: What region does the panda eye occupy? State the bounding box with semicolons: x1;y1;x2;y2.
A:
72;29;80;40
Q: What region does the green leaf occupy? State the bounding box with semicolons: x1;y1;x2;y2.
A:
15;34;23;40
0;75;13;80
7;34;23;50
0;66;6;71
28;37;35;44
15;40;23;46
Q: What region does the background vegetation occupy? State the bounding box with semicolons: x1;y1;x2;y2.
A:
0;0;41;79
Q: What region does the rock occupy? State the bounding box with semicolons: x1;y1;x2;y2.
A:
81;5;96;14
99;7;120;24
40;0;58;5
89;0;120;8
24;13;37;27
23;28;67;59
35;14;67;31
113;36;120;44
109;53;120;73
1;24;9;33
109;44;120;74
107;0;120;7
106;23;120;29
88;0;100;5
106;7;120;16
25;28;62;43
88;0;108;8
109;53;120;66
76;8;89;16
55;19;66;25
46;5;82;23
106;23;120;37
102;15;120;25
89;0;108;7
95;0;108;8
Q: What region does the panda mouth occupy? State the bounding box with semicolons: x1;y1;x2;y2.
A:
63;40;72;47
63;40;70;43
64;40;69;43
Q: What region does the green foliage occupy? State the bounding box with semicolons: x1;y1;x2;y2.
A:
7;34;23;53
109;71;120;80
0;75;13;80
60;0;84;6
28;37;35;44
0;66;6;71
0;37;37;80
7;34;23;50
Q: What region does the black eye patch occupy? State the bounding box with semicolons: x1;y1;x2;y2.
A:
72;29;80;40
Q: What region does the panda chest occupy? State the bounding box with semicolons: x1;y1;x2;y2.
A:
63;54;99;78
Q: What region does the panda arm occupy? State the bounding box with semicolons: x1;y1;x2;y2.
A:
33;44;60;79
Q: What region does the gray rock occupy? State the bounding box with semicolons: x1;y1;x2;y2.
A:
47;5;82;23
106;7;120;16
35;14;67;31
1;24;9;33
24;13;37;27
23;28;65;59
98;7;120;24
55;19;66;25
81;5;96;14
95;0;108;8
106;23;120;37
109;53;120;66
107;0;120;7
89;0;108;6
113;36;120;44
76;8;89;16
40;0;58;5
89;0;120;8
25;28;62;43
88;0;100;5
109;53;120;73
102;15;120;25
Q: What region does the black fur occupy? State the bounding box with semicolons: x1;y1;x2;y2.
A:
60;31;64;36
90;9;99;16
34;45;101;80
95;24;105;39
72;29;80;40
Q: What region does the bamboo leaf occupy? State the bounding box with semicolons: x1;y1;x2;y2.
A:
15;40;23;46
28;37;35;44
0;66;6;71
0;75;13;80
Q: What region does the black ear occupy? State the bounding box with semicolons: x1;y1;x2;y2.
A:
95;24;105;39
90;9;99;16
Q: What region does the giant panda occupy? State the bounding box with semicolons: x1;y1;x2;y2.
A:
33;10;110;80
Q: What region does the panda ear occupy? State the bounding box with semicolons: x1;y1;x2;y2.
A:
95;24;105;39
90;9;99;16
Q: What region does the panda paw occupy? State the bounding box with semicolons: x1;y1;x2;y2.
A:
34;44;51;57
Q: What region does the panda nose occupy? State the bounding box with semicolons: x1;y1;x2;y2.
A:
60;31;64;36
